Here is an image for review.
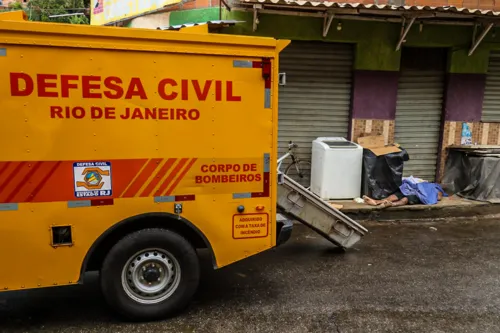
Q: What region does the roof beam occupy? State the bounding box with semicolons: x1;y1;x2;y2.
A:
323;13;334;37
232;6;491;26
220;0;231;11
219;0;231;19
357;8;434;17
469;22;494;56
396;16;416;51
257;8;324;17
357;8;493;20
472;22;479;44
240;3;359;14
238;2;500;21
252;4;261;32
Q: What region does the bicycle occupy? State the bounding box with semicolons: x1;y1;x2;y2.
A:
277;141;312;189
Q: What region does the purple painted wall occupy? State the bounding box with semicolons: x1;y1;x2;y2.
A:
444;73;486;122
351;70;399;120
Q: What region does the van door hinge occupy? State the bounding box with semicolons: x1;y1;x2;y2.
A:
261;58;271;81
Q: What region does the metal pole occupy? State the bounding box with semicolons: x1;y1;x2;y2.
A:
49;13;84;18
469;23;494;56
323;14;334;38
396;16;416;51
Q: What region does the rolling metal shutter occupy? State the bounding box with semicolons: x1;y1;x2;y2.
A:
278;41;353;178
482;51;500;122
395;69;445;182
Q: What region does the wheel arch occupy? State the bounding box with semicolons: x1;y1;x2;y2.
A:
79;212;217;282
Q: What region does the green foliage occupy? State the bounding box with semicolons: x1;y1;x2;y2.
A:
68;13;89;24
0;1;24;13
18;0;91;24
9;2;24;10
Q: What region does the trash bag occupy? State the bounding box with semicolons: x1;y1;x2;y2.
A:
361;147;410;200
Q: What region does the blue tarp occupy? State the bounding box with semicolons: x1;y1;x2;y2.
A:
399;177;447;205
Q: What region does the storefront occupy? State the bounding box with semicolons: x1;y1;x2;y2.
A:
482;50;500;123
278;41;353;171
118;1;500;182
395;48;447;181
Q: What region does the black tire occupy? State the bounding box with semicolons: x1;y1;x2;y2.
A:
100;228;200;321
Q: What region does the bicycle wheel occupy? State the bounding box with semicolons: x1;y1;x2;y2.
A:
284;160;312;189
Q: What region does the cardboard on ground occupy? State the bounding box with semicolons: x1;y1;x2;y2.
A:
357;135;401;156
329;203;344;209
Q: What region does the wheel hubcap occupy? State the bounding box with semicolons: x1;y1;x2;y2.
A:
121;249;181;304
143;266;161;283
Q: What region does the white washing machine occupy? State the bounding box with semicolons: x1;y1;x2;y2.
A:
311;137;363;200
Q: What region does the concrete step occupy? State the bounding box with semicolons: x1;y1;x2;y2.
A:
327;196;500;222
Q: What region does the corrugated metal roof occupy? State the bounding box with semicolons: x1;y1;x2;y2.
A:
158;20;244;30
240;1;500;17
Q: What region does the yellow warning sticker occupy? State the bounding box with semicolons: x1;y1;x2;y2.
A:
232;213;269;239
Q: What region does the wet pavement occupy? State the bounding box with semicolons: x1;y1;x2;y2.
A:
2;218;500;332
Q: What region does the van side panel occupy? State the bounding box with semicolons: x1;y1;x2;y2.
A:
0;36;278;291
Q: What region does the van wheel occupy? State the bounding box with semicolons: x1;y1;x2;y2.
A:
100;228;200;321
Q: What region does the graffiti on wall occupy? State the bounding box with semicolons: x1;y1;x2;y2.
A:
90;0;182;25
